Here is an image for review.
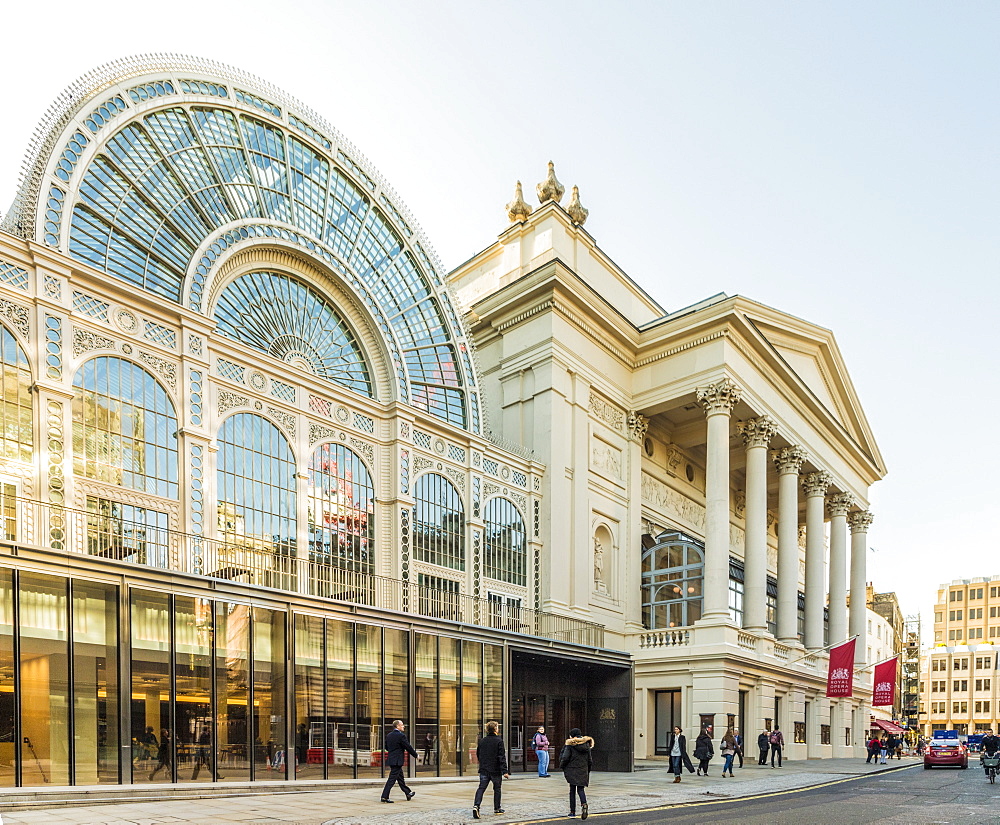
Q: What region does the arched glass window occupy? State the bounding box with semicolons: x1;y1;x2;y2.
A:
214;271;372;397
307;443;374;573
413;473;465;571
641;530;704;629
217;413;296;556
0;324;32;462
483;498;526;586
72;356;178;497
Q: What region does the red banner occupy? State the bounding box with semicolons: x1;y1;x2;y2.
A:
872;656;899;706
826;639;856;697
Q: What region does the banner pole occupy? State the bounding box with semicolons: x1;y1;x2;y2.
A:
782;634;860;669
854;652;901;674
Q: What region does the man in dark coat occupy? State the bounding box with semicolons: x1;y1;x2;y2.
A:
472;721;509;818
757;730;769;765
381;720;417;803
560;728;594;819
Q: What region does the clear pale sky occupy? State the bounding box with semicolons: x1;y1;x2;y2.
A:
1;1;997;639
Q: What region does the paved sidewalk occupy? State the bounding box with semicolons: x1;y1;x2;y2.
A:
0;758;919;825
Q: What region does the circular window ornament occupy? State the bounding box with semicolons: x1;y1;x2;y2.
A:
685;464;695;483
644;438;654;457
335;405;350;424
434;438;447;455
121;343;133;355
114;309;139;334
248;371;267;391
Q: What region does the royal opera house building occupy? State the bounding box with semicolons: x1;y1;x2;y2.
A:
0;55;884;789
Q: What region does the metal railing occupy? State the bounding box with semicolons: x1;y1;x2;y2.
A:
4;496;604;648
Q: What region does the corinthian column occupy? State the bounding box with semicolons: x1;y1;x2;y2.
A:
802;471;832;649
739;416;778;633
827;493;854;647
772;447;806;643
849;510;874;664
696;379;742;621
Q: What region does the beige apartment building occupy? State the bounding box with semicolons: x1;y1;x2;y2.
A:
921;577;1000;736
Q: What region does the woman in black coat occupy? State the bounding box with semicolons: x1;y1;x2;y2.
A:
693;730;714;776
664;726;695;783
559;728;593;819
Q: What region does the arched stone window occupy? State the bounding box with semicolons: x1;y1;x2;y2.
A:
72;356;178;498
307;443;374;573
217;413;295;557
483;498;526;586
413;473;465;571
641;530;704;629
0;324;32;462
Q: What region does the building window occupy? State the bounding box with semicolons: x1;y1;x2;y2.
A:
85;496;169;567
417;573;461;620
72;356;178;497
641;530;703;630
0;324;32;463
728;559;744;627
935;612;942;622
413;473;466;571
486;592;523;631
766;578;778;636
797;592;805;642
820;725;831;745
794;721;806;744
217;413;297;573
482;497;526;586
307;443;374;574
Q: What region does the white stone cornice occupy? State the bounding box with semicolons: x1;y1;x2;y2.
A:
827;493;855;518
771;445;807;475
801;471;833;498
738;415;778;449
696;378;741;416
849;510;875;533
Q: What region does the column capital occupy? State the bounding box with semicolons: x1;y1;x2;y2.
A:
771;445;807;475
627;410;650;441
801;471;833;498
827;493;855;518
738;415;778;449
696;378;741;416
849;510;874;533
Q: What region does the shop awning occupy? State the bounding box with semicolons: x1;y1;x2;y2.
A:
871;719;907;734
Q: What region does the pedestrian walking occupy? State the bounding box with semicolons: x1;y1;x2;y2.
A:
559;727;594;820
472;721;510;819
720;729;737;777
191;726;223;780
148;729;172;780
422;731;435;765
733;727;744;768
694;729;714;776
381;720;417;804
878;735;888;765
769;726;784;767
532;726;551;777
665;725;695;783
757;730;769;765
866;734;881;764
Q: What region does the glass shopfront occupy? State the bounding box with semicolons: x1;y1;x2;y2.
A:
0;570;503;786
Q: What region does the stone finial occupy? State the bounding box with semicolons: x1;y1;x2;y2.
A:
567;185;589;225
536;160;565;204
506;181;532;223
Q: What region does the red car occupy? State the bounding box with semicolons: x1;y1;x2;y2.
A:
924;740;969;769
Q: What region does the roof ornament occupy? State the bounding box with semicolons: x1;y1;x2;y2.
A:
506;181;533;223
536;160;565;204
567;185;589;226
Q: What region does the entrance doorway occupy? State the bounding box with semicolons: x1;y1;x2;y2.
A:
654;690;681;755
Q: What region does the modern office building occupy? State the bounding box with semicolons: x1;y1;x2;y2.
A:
0;53;885;788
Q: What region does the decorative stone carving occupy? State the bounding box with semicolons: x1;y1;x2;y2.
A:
248;371;267;391
309;422;339;446
72;326;116;357
798;524;807;550
444;465;466;493
641;472;706;531
188;334;204;357
536;160;565;204
484;482;501;498
218;389;249;415
0;298;29;338
589;391;624;431
738;416;778;448
766;510;776;530
567;185;589;225
114;309;139;334
510;490;527;512
696;378;742;415
771;445;807;475
594;536;605;589
267;406;296;437
734;493;746;519
848;510;875;533
349;437;375;467
827;493;855;518
627;410;649;441
801;471;833;498
592;440;623;480
43;274;62;300
414;455;434;472
664;445;683;475
139;351;177;391
506;181;532;223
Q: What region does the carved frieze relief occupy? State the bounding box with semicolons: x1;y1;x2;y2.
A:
589;391;624;432
139;351;178;391
72;326;116;357
641;472;706;531
0;298;29;339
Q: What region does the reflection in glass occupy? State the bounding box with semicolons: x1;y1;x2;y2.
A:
0;570;14;787
484;644;503;726
439;636;460;776
413;473;465;571
382;628;409;775
308;443;375;579
19;573;70;786
483;498;526;586
0;323;32;463
327;619;355;778
641;530;704;629
72;357;179;498
461;642;483;775
355;625;382;778
253;607;287;779
176;597;213;782
294;614;324;780
216;602;250;781
415;633;438;775
85;496;169;568
131;589;172;783
72;580;119;784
